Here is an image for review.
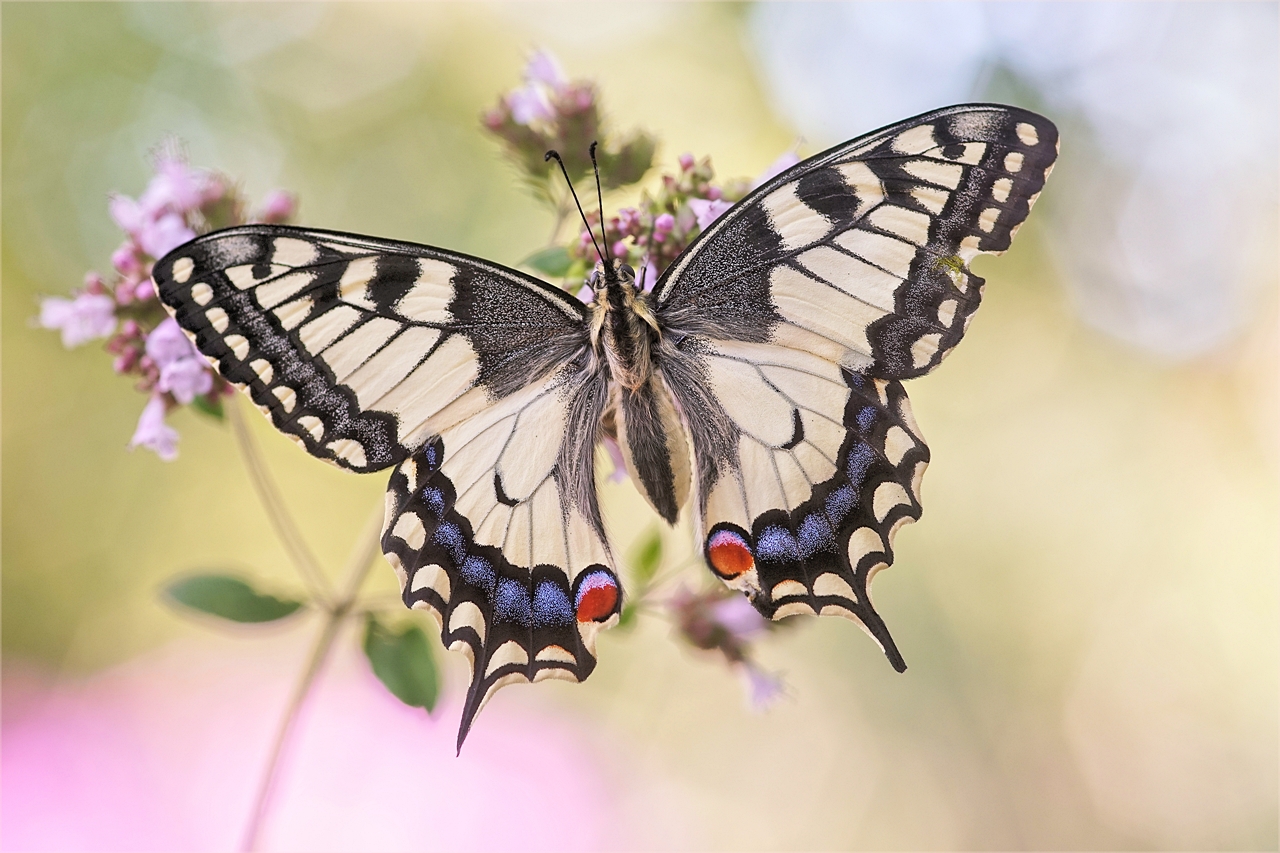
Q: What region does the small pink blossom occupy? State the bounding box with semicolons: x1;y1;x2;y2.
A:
129;395;179;461
157;357;213;404
652;213;675;242
39;293;117;348
524;49;567;89
711;594;769;642
678;153;695;171
132;279;156;302
145;317;197;368
741;661;786;711
258;189;296;223
139;157;208;214
111;243;142;277
108;194;144;235
507;85;555;126
688;197;733;231
753;151;801;188
137;212;195;260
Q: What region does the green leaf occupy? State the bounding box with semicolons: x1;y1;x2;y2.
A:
629;527;664;586
163;573;304;623
363;614;439;712
190;394;224;421
522;246;574;278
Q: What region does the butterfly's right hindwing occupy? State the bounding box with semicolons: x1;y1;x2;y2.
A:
153;225;589;473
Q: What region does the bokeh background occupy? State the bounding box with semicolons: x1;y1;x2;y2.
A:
3;2;1277;850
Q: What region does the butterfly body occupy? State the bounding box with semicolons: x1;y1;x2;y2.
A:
153;104;1058;748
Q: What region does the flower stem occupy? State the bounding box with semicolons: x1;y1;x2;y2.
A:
238;499;385;853
227;398;336;608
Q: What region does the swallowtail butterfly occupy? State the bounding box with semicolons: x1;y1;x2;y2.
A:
154;104;1057;748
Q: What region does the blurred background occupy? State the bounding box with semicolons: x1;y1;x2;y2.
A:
2;2;1276;850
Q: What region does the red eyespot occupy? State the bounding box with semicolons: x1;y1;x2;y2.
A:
707;528;754;579
574;570;619;623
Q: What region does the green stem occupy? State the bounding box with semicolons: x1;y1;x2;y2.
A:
227;398;336;608
238;500;385;853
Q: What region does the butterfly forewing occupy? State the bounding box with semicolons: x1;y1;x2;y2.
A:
653;105;1057;662
152;226;590;472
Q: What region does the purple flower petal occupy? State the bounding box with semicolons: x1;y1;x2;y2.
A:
741;661;786;712
258;190;296;223
140;158;207;215
129;395;179;461
108;194;144;235
688;197;733;230
710;595;768;642
145;317;198;369
752;152;801;188
157;357;213;405
137;213;195;260
506;85;555;126
524;49;567;89
39;293;117;348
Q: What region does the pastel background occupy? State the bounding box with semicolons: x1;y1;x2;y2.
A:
3;3;1276;850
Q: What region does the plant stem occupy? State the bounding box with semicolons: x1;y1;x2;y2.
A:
227;398;336;608
238;500;385;853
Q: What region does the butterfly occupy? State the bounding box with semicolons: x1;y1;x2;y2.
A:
153;103;1057;749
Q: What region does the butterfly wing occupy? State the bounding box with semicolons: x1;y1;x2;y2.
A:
153;226;621;747
652;105;1057;664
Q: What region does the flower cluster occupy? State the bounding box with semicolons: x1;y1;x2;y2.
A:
669;586;786;710
482;50;656;205
39;151;296;460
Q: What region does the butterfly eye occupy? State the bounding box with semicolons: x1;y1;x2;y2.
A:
587;269;601;288
619;263;635;280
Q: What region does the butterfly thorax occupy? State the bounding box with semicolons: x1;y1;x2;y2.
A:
588;262;660;393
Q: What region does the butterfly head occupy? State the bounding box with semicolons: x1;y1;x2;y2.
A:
587;259;637;294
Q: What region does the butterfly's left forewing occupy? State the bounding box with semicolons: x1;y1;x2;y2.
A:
154;226;621;747
653;105;1057;664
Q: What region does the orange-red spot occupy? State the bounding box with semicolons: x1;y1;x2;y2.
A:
575;578;618;623
708;534;754;578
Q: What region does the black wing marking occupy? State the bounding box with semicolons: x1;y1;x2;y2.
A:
654;104;1058;379
152;225;588;472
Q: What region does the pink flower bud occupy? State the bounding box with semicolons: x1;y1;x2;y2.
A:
133;280;156;302
129;394;179;461
258;190;296;224
706;186;723;201
112;244;140;276
678;153;695;171
611;241;628;259
83;272;107;294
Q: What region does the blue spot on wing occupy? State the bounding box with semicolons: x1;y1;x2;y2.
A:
433;522;467;564
757;525;800;563
797;513;836;558
856;405;878;433
846;442;876;485
494;578;532;627
532;581;574;627
421;486;447;518
825;484;857;522
460;556;495;593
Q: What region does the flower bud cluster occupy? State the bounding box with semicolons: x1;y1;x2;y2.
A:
38;150;296;460
668;586;786;710
571;153;751;279
482;50;655;203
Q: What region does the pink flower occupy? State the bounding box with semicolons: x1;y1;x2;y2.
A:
506;85;555;126
753;151;801;188
524;49;567;89
108;194;145;235
139;157;208;214
147;318;212;404
710;594;769;642
678;153;695;171
258;190;296;223
129;395;179;461
688;197;733;230
741;661;786;711
39;293;117;347
137;212;195;260
652;213;675;242
112;243;142;277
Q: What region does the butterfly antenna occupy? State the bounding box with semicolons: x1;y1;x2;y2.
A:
588;141;613;267
545;149;605;264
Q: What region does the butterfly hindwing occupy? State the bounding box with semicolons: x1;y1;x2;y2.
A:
653;105;1056;660
152;225;590;473
381;365;620;749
